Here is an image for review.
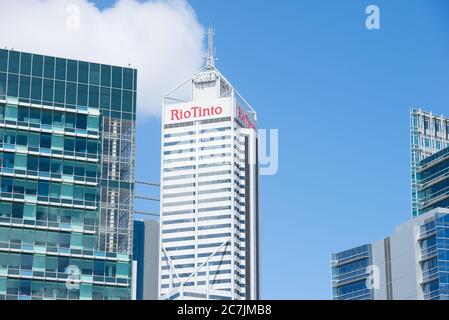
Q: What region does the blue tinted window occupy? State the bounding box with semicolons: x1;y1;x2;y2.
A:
32;55;43;77
0;50;7;72
111;89;121;111
66;82;77;105
67;60;78;82
89;63;100;85
55;58;66;80
31;77;42;100
100;87;110;109
20;53;32;75
123;68;133;90
89;86;99;108
101;65;111;87
8;51;19;74
0;72;6;97
78;62;88;83
44;56;55;78
77;84;88;107
122;90;132;112
19;76;31;99
54;80;65;104
112;67;122;88
7;74;18;97
43;79;54;102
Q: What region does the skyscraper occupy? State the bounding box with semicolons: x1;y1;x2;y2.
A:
158;29;260;300
0;49;136;300
331;207;449;300
410;109;449;217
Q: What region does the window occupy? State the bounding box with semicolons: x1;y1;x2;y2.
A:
87;115;99;131
89;63;100;85
66;82;77;105
76;114;87;130
55;58;66;80
43;79;54;102
19;76;31;99
123;68;133;90
64;136;75;152
5;105;17;121
88;86;99;108
67;60;77;82
40;133;52;149
32;55;43;77
77;84;88;107
8;51;20;73
52;135;64;151
20;53;32;75
28;133;40;148
7;74;18;97
30;108;41;125
78;62;89;84
44;56;55;78
18;106;29;123
101;65;111;86
41;110;52;126
31;77;42;101
0;50;7;72
54;80;65;104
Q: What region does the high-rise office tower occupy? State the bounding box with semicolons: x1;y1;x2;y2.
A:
159;29;260;300
410;109;449;217
331;207;449;300
0;49;136;300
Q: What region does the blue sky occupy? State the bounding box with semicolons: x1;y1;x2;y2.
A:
93;0;449;299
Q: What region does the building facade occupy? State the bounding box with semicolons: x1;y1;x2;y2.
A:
133;219;159;300
158;35;260;300
410;109;449;217
332;207;449;300
417;146;449;216
0;49;136;299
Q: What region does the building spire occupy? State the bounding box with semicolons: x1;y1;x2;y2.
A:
206;27;215;69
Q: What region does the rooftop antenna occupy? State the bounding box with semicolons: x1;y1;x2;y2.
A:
206;27;216;69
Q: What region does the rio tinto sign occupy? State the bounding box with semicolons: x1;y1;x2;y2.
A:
237;106;256;129
170;106;223;121
165;99;231;124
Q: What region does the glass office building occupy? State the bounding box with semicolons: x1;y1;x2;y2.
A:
331;208;449;300
0;49;136;299
410;109;449;217
331;245;374;300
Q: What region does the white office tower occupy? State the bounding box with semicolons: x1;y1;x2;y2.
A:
158;29;260;300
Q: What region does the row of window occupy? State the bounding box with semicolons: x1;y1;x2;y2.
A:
0;73;135;112
0;177;98;204
0;227;96;250
0;151;99;179
0;279;130;300
0;50;135;90
0;130;100;157
0;202;96;226
0;252;129;278
0;104;99;133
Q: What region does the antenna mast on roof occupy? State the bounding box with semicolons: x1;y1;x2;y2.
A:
206;27;216;69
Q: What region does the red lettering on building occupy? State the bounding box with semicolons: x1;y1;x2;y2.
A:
170;106;223;121
237;107;256;129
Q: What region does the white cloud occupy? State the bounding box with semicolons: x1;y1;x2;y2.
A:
0;0;205;119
